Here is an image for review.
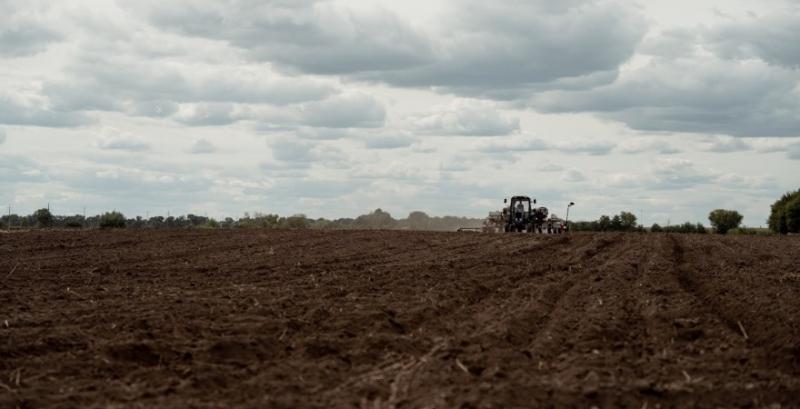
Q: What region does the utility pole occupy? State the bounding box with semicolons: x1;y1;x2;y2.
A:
565;202;575;233
7;205;10;232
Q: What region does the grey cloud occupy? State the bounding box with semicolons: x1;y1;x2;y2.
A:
561;169;587;182
64;167;211;197
789;144;800;160
266;179;362;200
267;138;348;170
638;29;697;59
536;163;565;172
0;95;92;127
190;139;217;154
412;101;520;137
271;139;316;164
0;128;6;144
607;158;716;190
42;53;337;116
532;55;800;137
702;136;752;153
478;136;614;155
127;100;180;118
362;134;415;150
300;93;385;128
138;0;433;75
0;3;60;57
174;103;240;126
358;0;646;98
705;10;800;68
0;154;48;184
479;138;549;153
616;138;681;155
138;0;646;99
294;127;351;140
97;136;151;152
556;140;615;156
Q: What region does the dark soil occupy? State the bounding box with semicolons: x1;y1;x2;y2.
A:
1;230;799;408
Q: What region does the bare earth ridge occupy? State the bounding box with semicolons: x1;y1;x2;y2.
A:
1;230;799;408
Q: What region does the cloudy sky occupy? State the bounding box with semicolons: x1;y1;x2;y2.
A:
1;0;799;226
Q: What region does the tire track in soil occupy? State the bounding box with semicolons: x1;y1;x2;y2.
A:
336;234;631;408
668;235;800;392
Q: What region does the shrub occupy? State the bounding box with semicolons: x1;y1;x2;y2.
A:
708;209;743;235
650;223;663;233
65;216;84;229
99;211;126;229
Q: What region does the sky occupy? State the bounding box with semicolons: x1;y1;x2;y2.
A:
1;0;799;226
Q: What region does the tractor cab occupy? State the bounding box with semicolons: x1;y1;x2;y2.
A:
503;196;536;232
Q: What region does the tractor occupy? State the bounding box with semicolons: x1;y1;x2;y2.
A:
500;196;549;233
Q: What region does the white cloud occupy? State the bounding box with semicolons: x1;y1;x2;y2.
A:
701;136;752;153
0;94;92;128
411;100;520;136
97;132;151;152
616;138;681;155
300;92;386;129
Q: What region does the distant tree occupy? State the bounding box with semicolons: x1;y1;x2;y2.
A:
708;209;743;235
356;208;396;229
283;214;310;229
34;208;54;228
619;211;638;231
610;215;623;231
696;223;707;234
407;211;431;230
787;196;800;233
597;215;611;231
768;190;800;234
149;216;165;228
65;215;84;229
650;223;663;233
99;211;126;229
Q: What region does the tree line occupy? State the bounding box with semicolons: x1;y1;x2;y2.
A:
0;208;483;232
2;189;798;235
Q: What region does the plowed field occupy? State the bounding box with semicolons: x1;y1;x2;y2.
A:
1;230;799;408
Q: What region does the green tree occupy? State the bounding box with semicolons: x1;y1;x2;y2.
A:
597;215;611;231
768;189;800;234
34;208;54;228
650;223;663;233
619;211;638;231
696;223;707;234
284;214;310;229
99;211;126;229
65;215;85;229
708;209;743;235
